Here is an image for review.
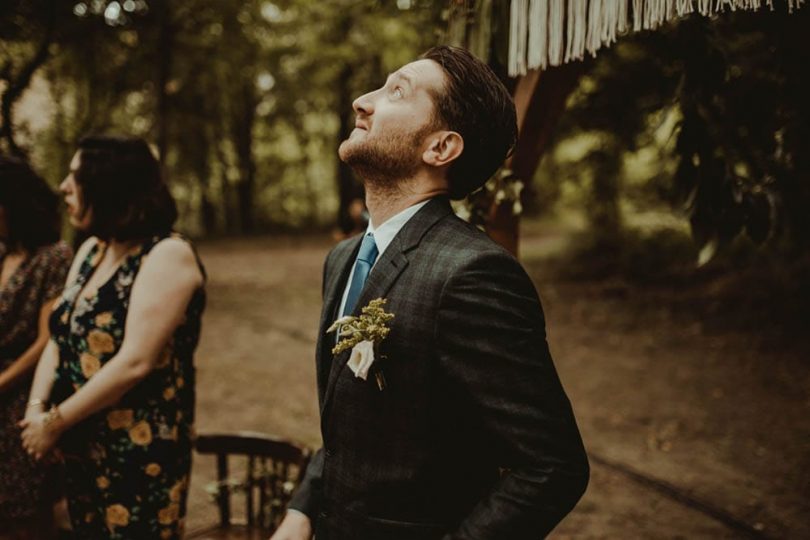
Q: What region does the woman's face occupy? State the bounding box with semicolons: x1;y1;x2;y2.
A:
59;151;92;230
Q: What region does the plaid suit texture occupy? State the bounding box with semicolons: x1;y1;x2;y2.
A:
289;197;589;540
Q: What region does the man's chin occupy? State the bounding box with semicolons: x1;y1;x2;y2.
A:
338;140;357;163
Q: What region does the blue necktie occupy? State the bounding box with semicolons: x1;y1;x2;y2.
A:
342;233;378;316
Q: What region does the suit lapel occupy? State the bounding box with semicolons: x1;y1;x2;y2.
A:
320;197;453;421
315;235;361;406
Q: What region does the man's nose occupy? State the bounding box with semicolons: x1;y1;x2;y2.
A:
352;90;375;116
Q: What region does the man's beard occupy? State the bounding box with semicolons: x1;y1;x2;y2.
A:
339;123;433;190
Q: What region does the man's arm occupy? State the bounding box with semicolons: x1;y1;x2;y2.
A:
273;246;338;540
286;448;324;518
436;250;589;539
272;449;321;539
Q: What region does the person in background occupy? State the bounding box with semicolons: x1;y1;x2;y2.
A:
0;156;72;540
19;136;206;539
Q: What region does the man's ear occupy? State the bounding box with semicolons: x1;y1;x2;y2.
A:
422;131;463;168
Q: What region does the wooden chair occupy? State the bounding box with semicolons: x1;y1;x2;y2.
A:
187;431;312;539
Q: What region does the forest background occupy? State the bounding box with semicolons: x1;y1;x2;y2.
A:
2;0;809;537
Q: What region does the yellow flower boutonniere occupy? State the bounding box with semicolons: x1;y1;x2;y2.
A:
327;298;394;390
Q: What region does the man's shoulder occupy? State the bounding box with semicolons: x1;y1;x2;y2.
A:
421;213;517;267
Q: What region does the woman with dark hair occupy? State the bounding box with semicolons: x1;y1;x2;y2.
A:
20;136;206;539
0;156;72;539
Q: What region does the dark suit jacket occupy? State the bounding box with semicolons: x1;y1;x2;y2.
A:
289;197;589;540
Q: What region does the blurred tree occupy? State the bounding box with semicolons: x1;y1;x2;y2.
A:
0;0;66;156
4;0;444;235
455;1;808;260
549;8;810;258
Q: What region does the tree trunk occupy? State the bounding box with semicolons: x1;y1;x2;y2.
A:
192;116;215;236
154;0;174;163
0;6;55;157
487;62;587;256
233;81;257;234
587;143;623;247
335;62;358;234
215;140;234;234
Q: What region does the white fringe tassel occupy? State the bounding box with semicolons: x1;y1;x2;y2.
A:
529;0;549;69
508;0;806;76
549;0;566;65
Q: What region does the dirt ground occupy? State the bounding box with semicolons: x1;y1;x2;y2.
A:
185;230;810;539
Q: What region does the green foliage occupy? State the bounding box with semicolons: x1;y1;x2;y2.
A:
539;8;810;259
5;0;444;235
551;226;697;282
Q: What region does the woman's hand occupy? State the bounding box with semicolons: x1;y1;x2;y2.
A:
23;401;46;423
19;408;65;461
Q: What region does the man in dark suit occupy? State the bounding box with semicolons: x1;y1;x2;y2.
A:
272;45;589;540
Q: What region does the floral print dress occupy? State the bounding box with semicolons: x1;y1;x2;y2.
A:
0;241;72;522
49;234;205;539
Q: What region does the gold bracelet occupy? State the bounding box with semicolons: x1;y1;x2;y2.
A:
42;405;63;428
26;399;46;409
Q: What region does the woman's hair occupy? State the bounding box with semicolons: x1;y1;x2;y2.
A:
0;156;61;252
75;135;177;241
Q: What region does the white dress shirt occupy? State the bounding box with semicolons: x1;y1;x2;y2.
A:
336;200;430;317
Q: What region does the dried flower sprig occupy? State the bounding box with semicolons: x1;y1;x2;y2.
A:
327;298;395;355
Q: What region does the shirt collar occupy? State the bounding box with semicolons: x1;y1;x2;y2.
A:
366;199;431;258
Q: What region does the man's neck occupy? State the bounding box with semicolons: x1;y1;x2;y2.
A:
366;189;446;228
364;176;448;228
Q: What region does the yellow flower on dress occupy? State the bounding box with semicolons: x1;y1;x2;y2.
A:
87;329;116;355
168;478;186;502
80;353;101;378
107;409;134;430
105;504;130;528
145;463;162;477
158;503;180;525
95;311;114;327
96;476;110;489
129;421;153;446
163;387;176;400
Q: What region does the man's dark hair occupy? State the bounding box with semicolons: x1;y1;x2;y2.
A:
76;135;177;241
421;45;518;199
0;156;60;252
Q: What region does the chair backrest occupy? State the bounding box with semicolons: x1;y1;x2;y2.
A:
194;431;312;532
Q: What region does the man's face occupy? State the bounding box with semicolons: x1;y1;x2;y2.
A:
339;59;446;182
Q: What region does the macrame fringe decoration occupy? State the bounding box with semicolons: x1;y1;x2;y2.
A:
508;0;805;75
549;0;566;65
529;0;550;68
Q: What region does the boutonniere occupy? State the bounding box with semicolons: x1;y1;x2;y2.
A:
327;298;395;391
